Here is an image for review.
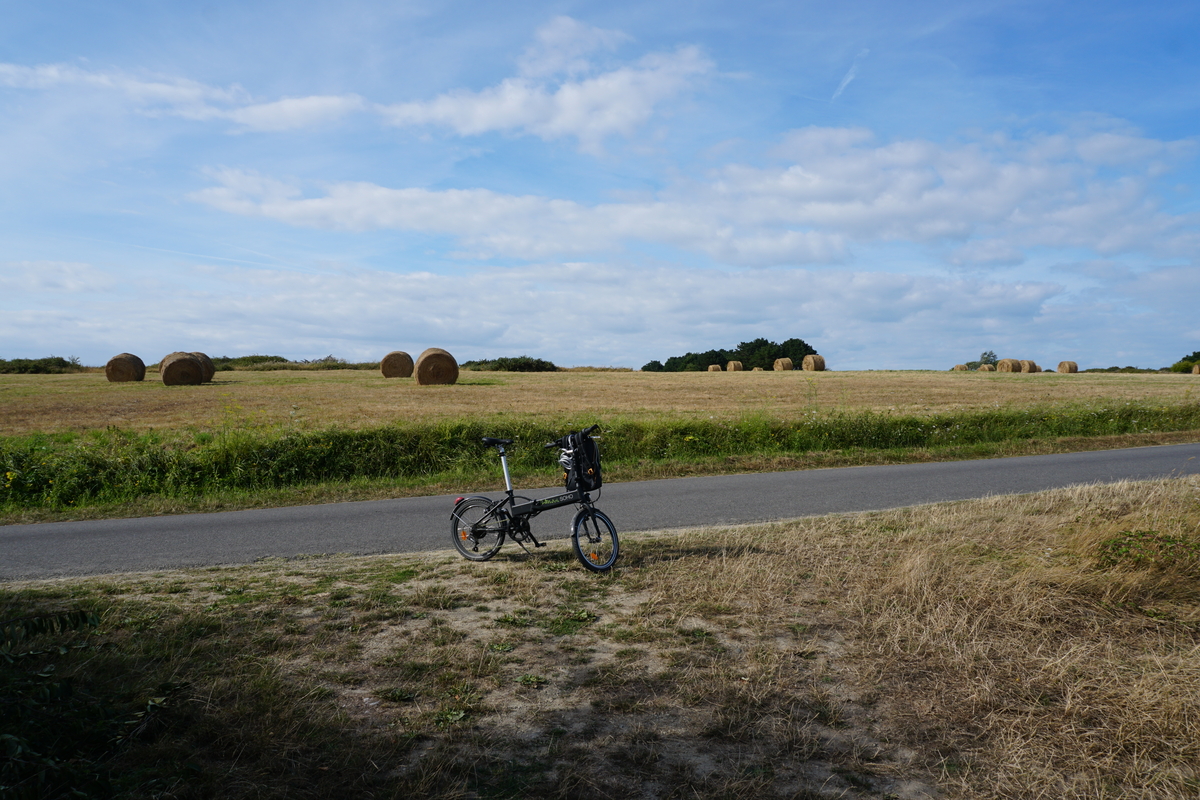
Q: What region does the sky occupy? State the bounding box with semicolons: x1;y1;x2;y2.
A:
2;1;1198;370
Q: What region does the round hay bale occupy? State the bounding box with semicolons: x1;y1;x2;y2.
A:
751;366;764;371
802;354;825;371
105;353;145;382
1019;360;1039;373
1193;364;1199;375
415;348;459;386
951;364;968;371
1058;361;1078;374
708;364;722;372
189;352;215;383
996;358;1020;372
726;361;743;372
381;350;414;378
773;357;793;371
977;364;996;372
160;352;204;386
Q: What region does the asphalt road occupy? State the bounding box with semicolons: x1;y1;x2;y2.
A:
3;443;1199;581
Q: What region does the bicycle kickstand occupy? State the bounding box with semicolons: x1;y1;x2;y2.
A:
511;530;545;554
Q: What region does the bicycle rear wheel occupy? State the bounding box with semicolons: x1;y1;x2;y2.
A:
451;498;507;561
571;507;618;572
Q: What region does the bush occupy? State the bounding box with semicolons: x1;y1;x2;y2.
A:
1168;350;1200;373
461;356;559;372
210;356;379;372
1082;366;1161;374
211;355;289;371
0;357;83;374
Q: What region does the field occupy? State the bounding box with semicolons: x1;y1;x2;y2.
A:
3;369;1200;525
5;478;1199;798
3;368;1198;435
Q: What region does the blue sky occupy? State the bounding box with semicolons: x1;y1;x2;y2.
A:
2;0;1198;369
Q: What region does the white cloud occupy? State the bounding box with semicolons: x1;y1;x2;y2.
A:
0;261;117;294
0;61;363;131
222;95;367;132
189;168;844;264
378;45;711;153
3;17;706;147
7;253;1194;371
949;239;1025;267
192;124;1199;268
517;16;630;78
0;257;1065;368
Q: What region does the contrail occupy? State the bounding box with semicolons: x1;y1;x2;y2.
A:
832;48;870;101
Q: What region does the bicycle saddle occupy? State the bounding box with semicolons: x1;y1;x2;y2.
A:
481;437;513;446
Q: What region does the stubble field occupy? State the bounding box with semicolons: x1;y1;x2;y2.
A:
2;368;1197;435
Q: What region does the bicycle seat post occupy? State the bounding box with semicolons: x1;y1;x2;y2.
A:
497;446;515;496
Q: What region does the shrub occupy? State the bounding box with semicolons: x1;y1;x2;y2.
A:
0;356;83;374
461;356;559;372
211;355;290;371
1169;350;1200;373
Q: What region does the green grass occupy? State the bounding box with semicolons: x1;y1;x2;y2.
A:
3;400;1200;516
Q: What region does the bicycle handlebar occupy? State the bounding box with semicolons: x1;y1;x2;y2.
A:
543;424;601;449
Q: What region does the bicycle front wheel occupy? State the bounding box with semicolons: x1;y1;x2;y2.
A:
451;498;507;561
571;507;619;572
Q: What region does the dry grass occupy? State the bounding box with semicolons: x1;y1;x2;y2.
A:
2;369;1198;436
7;478;1199;797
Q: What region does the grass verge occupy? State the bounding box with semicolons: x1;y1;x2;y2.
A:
3;477;1198;798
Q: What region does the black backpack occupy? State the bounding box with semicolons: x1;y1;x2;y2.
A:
562;430;602;492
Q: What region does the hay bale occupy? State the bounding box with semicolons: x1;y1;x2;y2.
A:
160;352;204;386
189;352;215;383
726;361;743;371
415;348;459;386
381;350;414;378
1058;361;1078;374
996;358;1020;372
1193;364;1199;375
952;364;969;371
773;358;793;371
1019;360;1040;373
752;366;764;371
105;353;145;382
802;354;825;371
708;364;722;372
977;364;996;372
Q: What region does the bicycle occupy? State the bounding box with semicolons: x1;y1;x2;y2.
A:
449;425;619;572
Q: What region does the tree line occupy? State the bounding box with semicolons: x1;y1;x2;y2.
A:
641;338;817;372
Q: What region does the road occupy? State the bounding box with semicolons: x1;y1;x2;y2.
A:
3;443;1198;581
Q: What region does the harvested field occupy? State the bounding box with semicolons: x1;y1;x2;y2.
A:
2;369;1198;436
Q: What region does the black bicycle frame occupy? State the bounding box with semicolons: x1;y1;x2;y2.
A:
490;443;591;522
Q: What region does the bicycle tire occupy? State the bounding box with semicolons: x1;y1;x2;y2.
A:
571;507;619;572
451;497;507;561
